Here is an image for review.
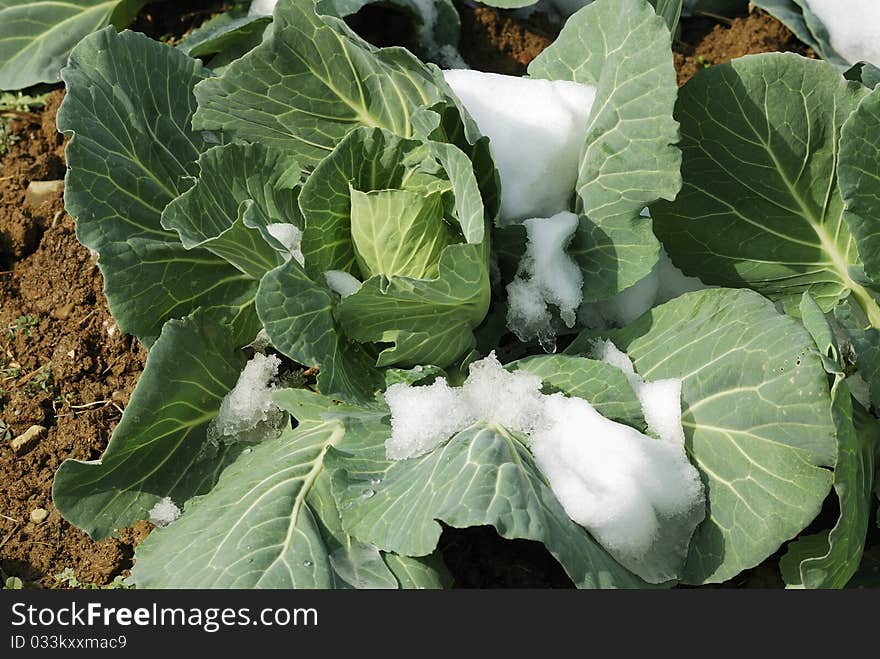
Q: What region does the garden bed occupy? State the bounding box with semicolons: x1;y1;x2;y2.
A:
0;3;852;588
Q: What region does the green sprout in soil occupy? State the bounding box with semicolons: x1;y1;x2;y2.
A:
54;568;133;590
24;363;53;396
6;315;38;341
0;91;49;155
2;576;23;590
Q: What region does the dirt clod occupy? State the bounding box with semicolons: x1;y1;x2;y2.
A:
458;6;557;75
674;10;815;86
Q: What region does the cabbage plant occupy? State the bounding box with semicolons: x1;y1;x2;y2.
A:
49;0;879;589
652;52;880;587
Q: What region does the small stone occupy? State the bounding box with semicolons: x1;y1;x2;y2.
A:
24;180;64;209
52;303;74;320
111;390;127;404
30;508;49;524
10;425;46;455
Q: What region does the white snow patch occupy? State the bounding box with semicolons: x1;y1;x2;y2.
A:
324;270;363;298
149;497;181;528
436;44;468;69
804;0;880;66
594;339;686;446
384;352;544;460
207;354;285;445
506;211;583;348
266;223;304;266
460;353;546;432
655;248;711;304
384;377;473;460
383;351;704;582
579;264;660;330
248;0;276;17
579;249;711;329
530;392;703;582
442;69;596;223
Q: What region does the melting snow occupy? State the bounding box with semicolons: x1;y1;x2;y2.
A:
804;0;880;66
207;354;285;446
149;497;181;528
442;69;596;223
383;350;705;582
506;211;583;349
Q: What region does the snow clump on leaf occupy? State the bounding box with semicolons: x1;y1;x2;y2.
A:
442;69;596;223
804;0;880;66
383;350;705;582
506;211;583;349
149;497;181;528
207;353;286;446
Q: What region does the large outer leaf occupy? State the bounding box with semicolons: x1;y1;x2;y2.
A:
192;0;447;169
839;87;880;287
326;356;654;589
58;28;256;345
568;288;837;584
257;259;385;403
652;54;873;318
132;390;396;588
161;142;302;279
780;381;880;588
528;0;680;302
132;389;448;588
53;310;253;541
0;0;144;89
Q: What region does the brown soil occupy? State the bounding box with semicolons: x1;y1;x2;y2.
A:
0;92;148;588
674;9;816;86
456;6;809;86
458;6;558;75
